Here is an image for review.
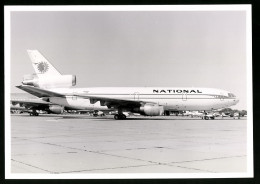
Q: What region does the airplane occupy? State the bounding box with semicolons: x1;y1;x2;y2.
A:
11;93;65;116
11;93;112;116
11;103;27;114
16;50;239;120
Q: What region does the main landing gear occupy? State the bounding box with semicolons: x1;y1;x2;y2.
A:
29;110;39;116
114;107;127;120
29;112;39;116
114;114;126;120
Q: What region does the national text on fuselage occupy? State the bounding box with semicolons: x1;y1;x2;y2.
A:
153;89;203;94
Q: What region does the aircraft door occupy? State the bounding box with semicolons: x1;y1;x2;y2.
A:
182;94;187;101
133;92;140;101
220;93;224;101
72;92;77;100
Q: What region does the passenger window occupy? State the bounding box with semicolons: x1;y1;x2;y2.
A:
228;93;235;97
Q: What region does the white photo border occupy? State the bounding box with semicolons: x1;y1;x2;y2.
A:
4;5;253;179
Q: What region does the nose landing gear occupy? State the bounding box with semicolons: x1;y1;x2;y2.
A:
201;111;215;120
114;107;127;120
29;109;39;116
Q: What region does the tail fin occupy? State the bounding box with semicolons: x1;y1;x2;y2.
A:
27;50;61;77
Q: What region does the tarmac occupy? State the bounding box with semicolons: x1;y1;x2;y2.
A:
10;114;247;176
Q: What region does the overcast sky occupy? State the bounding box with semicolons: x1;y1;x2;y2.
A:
9;9;249;110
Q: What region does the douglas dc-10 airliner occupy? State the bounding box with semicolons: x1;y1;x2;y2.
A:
17;50;239;120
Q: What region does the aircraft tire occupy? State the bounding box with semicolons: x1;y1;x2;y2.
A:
164;111;170;116
114;114;126;120
204;116;209;120
120;114;126;120
114;114;119;120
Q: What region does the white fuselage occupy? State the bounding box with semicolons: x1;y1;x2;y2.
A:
46;87;239;112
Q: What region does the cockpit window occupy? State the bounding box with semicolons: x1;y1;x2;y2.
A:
228;93;236;97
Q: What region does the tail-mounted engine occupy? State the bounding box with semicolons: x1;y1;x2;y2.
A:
22;74;76;88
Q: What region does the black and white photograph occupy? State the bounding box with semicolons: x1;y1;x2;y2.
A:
5;5;253;179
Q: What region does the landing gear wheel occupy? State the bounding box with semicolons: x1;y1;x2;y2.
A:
114;114;119;120
164;111;170;116
30;112;39;116
114;114;126;120
119;114;126;120
204;116;209;120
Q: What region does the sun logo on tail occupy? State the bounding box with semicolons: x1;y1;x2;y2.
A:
37;61;49;73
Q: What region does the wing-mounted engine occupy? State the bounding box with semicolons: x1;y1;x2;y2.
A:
49;105;64;114
22;74;76;88
133;104;164;116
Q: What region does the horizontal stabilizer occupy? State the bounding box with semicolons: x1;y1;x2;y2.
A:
11;99;51;105
16;85;64;98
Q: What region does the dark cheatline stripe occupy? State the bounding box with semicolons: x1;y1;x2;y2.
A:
64;93;235;100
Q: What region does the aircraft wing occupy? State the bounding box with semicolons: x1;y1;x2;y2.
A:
11;99;51;109
16;85;64;98
17;85;155;108
77;94;147;108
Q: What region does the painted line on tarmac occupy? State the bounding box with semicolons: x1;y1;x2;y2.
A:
45;119;60;122
11;159;54;173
